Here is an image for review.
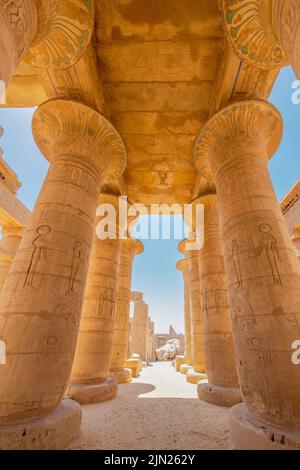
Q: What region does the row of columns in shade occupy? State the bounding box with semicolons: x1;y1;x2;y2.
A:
0;0;299;450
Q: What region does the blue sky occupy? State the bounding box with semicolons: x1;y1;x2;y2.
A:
0;66;299;333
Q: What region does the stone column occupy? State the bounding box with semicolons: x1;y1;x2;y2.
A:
0;99;126;449
0;0;94;87
146;318;155;362
110;237;144;384
130;292;149;361
291;226;300;260
220;0;300;79
69;194;124;403
195;100;300;450
178;239;206;383
176;259;192;371
0;225;24;290
194;194;241;406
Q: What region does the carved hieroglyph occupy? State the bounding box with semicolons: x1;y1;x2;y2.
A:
0;0;37;85
195;99;300;432
110;237;144;379
272;0;300;78
195;194;241;405
220;0;300;78
0;99;126;424
24;0;95;69
0;0;95;86
176;259;192;366
179;239;206;374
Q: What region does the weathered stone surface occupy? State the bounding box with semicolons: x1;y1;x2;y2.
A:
198;380;241;407
0;399;81;450
125;358;141;378
186;370;207;385
193;194;240;405
176;260;192;365
68;378;118;405
195;99;300;446
69;194;122;403
0;100;126;424
180;364;193;375
129;294;150;360
110;368;132;384
229;403;300;450
110;238;143;381
179;239;206;375
155;339;180;361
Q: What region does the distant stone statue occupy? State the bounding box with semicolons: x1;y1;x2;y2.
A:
155;338;180;361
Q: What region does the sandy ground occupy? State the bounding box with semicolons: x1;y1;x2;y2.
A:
68;362;232;450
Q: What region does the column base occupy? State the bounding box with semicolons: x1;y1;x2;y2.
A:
68;377;118;405
110;368;132;384
125;359;141;377
198;380;242;407
175;355;185;372
0;399;81;450
229;403;300;450
186;369;207;384
180;364;193;375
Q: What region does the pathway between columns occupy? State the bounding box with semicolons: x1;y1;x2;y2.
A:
69;362;232;450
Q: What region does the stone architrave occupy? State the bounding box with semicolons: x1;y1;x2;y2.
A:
192;194;241;406
0;0;95;87
195;99;300;450
0;99;126;449
220;0;300;78
110;237;144;384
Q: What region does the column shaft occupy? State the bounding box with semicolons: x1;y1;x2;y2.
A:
0;156;100;424
197;195;241;406
70;236;120;384
0;99;126;425
187;249;205;374
183;269;192;365
130;297;148;361
195;101;300;439
110;245;132;372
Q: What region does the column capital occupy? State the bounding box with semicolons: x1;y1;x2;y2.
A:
32;99;127;185
194;100;282;182
178;239;188;255
178;238;199;259
176;258;189;273
219;0;288;69
121;238;144;257
24;0;95;68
